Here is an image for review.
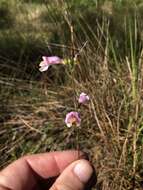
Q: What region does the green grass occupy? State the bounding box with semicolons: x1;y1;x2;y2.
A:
1;0;143;189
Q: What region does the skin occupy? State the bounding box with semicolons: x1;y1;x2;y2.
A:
0;150;94;190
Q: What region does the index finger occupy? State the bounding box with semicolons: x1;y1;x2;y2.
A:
0;150;84;190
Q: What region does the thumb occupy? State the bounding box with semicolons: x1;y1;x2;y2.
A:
50;159;94;190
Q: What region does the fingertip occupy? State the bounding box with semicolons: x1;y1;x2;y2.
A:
73;160;93;183
50;159;94;190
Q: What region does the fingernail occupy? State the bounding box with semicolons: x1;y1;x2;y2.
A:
73;160;93;183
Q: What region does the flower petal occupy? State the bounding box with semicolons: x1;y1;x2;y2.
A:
39;65;49;72
42;56;62;65
78;92;90;104
67;123;72;128
39;61;47;67
42;56;49;63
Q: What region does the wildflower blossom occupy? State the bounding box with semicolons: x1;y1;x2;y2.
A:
39;56;62;72
78;92;90;104
65;111;81;128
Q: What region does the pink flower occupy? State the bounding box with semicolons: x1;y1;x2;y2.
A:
39;56;62;72
65;111;81;128
78;92;90;104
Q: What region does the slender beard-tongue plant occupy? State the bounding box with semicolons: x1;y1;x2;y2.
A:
65;111;81;157
65;93;90;157
38;54;90;156
39;56;63;72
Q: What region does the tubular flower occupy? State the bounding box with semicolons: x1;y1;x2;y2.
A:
78;92;90;104
39;56;63;72
65;111;81;128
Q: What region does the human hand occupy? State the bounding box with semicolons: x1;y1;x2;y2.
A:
0;150;96;190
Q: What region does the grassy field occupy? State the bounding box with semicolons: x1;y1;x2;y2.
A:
1;0;143;189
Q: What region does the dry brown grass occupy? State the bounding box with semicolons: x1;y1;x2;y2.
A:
1;45;143;189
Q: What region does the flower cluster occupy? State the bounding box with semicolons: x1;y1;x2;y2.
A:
65;92;90;128
38;55;90;128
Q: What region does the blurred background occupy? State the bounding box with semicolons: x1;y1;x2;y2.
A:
1;0;143;189
1;0;143;79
